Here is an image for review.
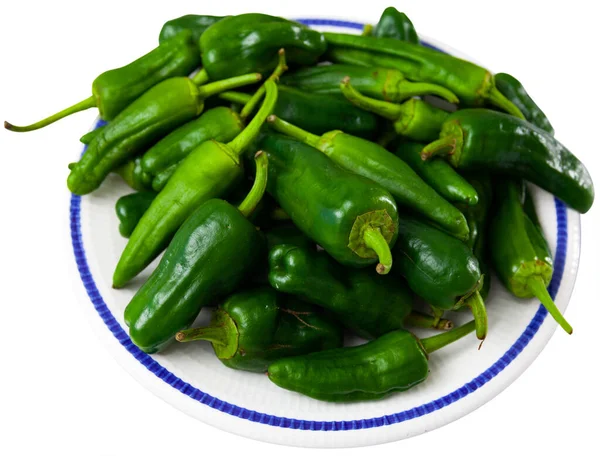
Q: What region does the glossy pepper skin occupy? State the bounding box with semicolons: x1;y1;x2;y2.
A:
115;191;156;238
421;109;595;214
394;142;479;206
494;73;554;135
268;320;476;402
268;116;469;241
324;33;524;117
67;72;261;195
371;7;419;44
281;64;458;103
258;133;399;274
159;15;224;44
489;180;573;334
5;32;201;132
200;14;327;80
175;287;343;372
114;157;154;191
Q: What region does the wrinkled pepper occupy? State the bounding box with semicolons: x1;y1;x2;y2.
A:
175;287;343;372
369;7;419;44
159;14;224;44
268;319;475;402
114;157;154;192
421;109;594;213
115;191;156;238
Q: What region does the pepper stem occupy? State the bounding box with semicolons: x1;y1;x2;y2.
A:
190;68;209;86
420;136;456;161
5;95;96;132
241;49;288;120
196;72;262;99
527;275;573;334
238;151;269;218
267;115;321;147
488;86;525;119
227;80;278;156
340;77;403;121
219;91;252;105
463;291;488;340
420;320;476;354
405;311;454;331
363;227;393;275
175;325;229;345
397;80;459;104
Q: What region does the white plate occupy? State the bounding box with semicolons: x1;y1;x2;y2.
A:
69;18;581;448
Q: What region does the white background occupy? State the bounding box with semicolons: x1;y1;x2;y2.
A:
1;0;599;454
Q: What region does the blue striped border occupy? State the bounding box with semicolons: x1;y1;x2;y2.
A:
69;19;568;431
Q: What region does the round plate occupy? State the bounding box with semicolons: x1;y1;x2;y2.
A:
69;19;581;448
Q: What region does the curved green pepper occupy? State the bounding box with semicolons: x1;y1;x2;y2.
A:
175;287;343;372
115;191;156;238
159;15;224;44
369;7;419;44
421;109;594;214
112;81;277;288
268;116;469;240
258;132;399;274
281;64;458;103
392;215;487;340
269;244;452;339
200;14;327;80
490;180;572;334
114;157;153;192
80;126;106;145
5;31;201;132
268;320;475;402
324;33;524;117
394;141;479;206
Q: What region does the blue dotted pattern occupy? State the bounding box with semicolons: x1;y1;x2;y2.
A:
69;19;569;431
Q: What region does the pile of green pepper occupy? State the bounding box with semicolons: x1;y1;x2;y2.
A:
8;7;593;403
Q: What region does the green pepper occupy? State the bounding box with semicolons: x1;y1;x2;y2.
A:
258;132;398;274
115;191;156;238
5;32;201;132
369;7;419;44
200;14;327;80
159;15;224;44
66;72;261;195
79;126;106;145
175;287;343;372
265;224;313;250
269;243;453;339
340;77;449;142
421;109;595;214
114;157;154;192
392;215;487;340
324;33;524;117
394;141;479;206
268;319;475;402
281;64;458;103
123;152;269;353
112;81;277;288
494;73;554;134
268;116;468;241
489;180;573;334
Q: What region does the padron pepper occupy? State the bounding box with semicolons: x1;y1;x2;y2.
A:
124;151;269;353
324;33;524;117
267;116;469;240
489;179;572;334
269;243;453;339
5;31;202;132
281;64;458;104
114;157;154;192
392;215;487;340
159;14;224;44
268;319;476;402
175;287;343;372
258;132;399;274
115;191;156;238
367;7;419;44
421;109;595;214
112;81;278;288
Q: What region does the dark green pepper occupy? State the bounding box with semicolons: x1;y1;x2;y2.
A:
268;320;475;402
421;109;594;214
490;180;572;334
67;72;261;195
269;244;452;339
200;14;327;80
123;152;269;353
370;7;419;44
175;287;343;372
265;224;313;251
5;31;201;132
258;132;399;274
494;73;554;134
324;33;524;117
115;191;156;238
281;64;458;103
159;15;224;44
268;116;469;241
394;141;479;206
392;215;487;340
114;157;153;192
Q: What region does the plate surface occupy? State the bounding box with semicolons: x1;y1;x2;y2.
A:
69;19;581;448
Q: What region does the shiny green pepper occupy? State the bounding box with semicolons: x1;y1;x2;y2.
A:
370;7;419;43
115;191;156;238
159;15;224;44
